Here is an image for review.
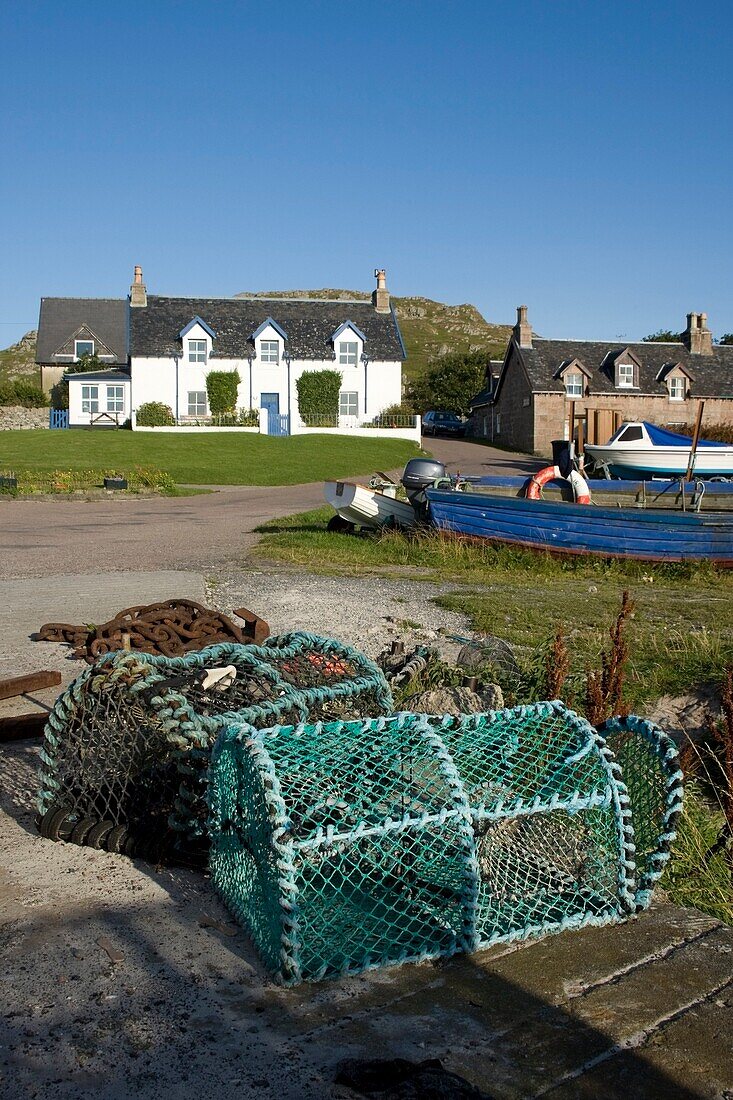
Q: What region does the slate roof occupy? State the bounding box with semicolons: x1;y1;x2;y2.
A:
36;299;127;364
492;338;733;402
129;296;405;362
64;369;130;382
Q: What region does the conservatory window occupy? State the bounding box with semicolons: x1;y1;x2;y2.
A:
106;385;124;413
81;385;99;413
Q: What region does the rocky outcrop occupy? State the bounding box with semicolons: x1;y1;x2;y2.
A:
0;406;48;430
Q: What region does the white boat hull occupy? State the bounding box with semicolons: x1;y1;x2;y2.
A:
585;443;733;479
324;481;416;528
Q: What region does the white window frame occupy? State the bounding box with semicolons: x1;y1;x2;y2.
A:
188;339;207;364
668;376;685;401
617;362;635;388
81;384;99;414
565;372;583;397
188;390;207;417
260;339;280;364
106;385;124;413
75;339;94;360
339;340;359;367
339;391;359;417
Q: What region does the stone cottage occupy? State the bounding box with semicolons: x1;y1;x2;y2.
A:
471;307;733;456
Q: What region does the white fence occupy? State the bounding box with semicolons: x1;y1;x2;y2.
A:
132;409;421;443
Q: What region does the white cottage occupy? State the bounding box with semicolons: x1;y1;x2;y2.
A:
126;267;404;430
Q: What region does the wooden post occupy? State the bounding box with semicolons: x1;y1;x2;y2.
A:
568;401;576;449
576;418;585;462
685;400;705;481
0;671;62;701
0;712;49;742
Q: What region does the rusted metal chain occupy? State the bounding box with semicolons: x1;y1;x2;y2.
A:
36;599;269;663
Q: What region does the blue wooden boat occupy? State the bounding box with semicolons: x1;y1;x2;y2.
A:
425;487;733;564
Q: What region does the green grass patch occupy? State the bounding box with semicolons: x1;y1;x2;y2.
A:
661;783;732;924
256;509;733;711
0;430;420;486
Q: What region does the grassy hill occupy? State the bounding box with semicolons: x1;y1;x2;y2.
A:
0;331;39;385
236;290;511;380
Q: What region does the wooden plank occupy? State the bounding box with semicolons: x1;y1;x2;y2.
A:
0;670;62;701
0;712;48;742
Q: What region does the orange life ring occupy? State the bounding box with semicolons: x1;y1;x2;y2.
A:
525;465;591;505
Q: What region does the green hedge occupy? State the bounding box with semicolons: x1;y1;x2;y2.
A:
0;379;49;408
136;401;175;426
296;369;342;421
206;370;240;415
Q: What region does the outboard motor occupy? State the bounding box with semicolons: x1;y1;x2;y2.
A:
401;458;447;519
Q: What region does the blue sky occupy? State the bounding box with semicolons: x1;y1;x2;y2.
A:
2;0;732;347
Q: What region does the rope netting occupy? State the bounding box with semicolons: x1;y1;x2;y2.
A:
209;703;683;984
36;633;392;862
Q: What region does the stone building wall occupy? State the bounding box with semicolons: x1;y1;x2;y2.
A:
531;394;733;457
488;347;536;451
0;406;49;430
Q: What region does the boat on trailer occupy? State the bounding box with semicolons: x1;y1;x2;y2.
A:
399;459;733;565
584;421;733;480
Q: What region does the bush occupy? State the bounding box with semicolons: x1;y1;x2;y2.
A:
406;351;489;417
206;370;240;415
0;379;49;408
136;401;175;427
663;422;733;445
296;369;342;422
50;379;69;410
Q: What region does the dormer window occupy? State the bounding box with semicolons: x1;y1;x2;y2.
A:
339;341;358;367
668;376;685;401
260;340;279;364
617;362;635;387
565;372;583;397
188;339;207;364
75;339;94;360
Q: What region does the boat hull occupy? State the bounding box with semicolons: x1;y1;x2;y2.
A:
426;489;733;564
584;443;733;480
324;481;416;528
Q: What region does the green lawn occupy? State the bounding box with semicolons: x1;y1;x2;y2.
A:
0;430;420;486
255;505;733;711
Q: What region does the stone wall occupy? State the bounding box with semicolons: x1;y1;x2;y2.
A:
532;394;733;457
0;406;49;430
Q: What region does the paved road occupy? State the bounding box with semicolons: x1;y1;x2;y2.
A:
0;438;538;579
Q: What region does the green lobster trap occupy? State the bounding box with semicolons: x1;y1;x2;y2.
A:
37;632;392;862
209;703;682;984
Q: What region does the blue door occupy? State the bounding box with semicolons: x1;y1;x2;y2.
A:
261;393;289;436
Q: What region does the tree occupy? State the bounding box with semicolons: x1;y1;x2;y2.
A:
642;330;680;342
718;333;733;345
50;351;106;409
407;351;489;417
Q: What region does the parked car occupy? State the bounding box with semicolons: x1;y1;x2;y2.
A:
421;410;466;437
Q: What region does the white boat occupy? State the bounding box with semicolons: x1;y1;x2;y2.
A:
584;421;733;480
324;478;416;530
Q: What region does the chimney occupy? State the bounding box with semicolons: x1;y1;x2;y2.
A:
372;268;390;313
684;311;712;355
130;264;147;308
514;304;533;349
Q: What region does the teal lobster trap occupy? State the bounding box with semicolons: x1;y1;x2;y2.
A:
37;632;392;862
208;703;682;984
